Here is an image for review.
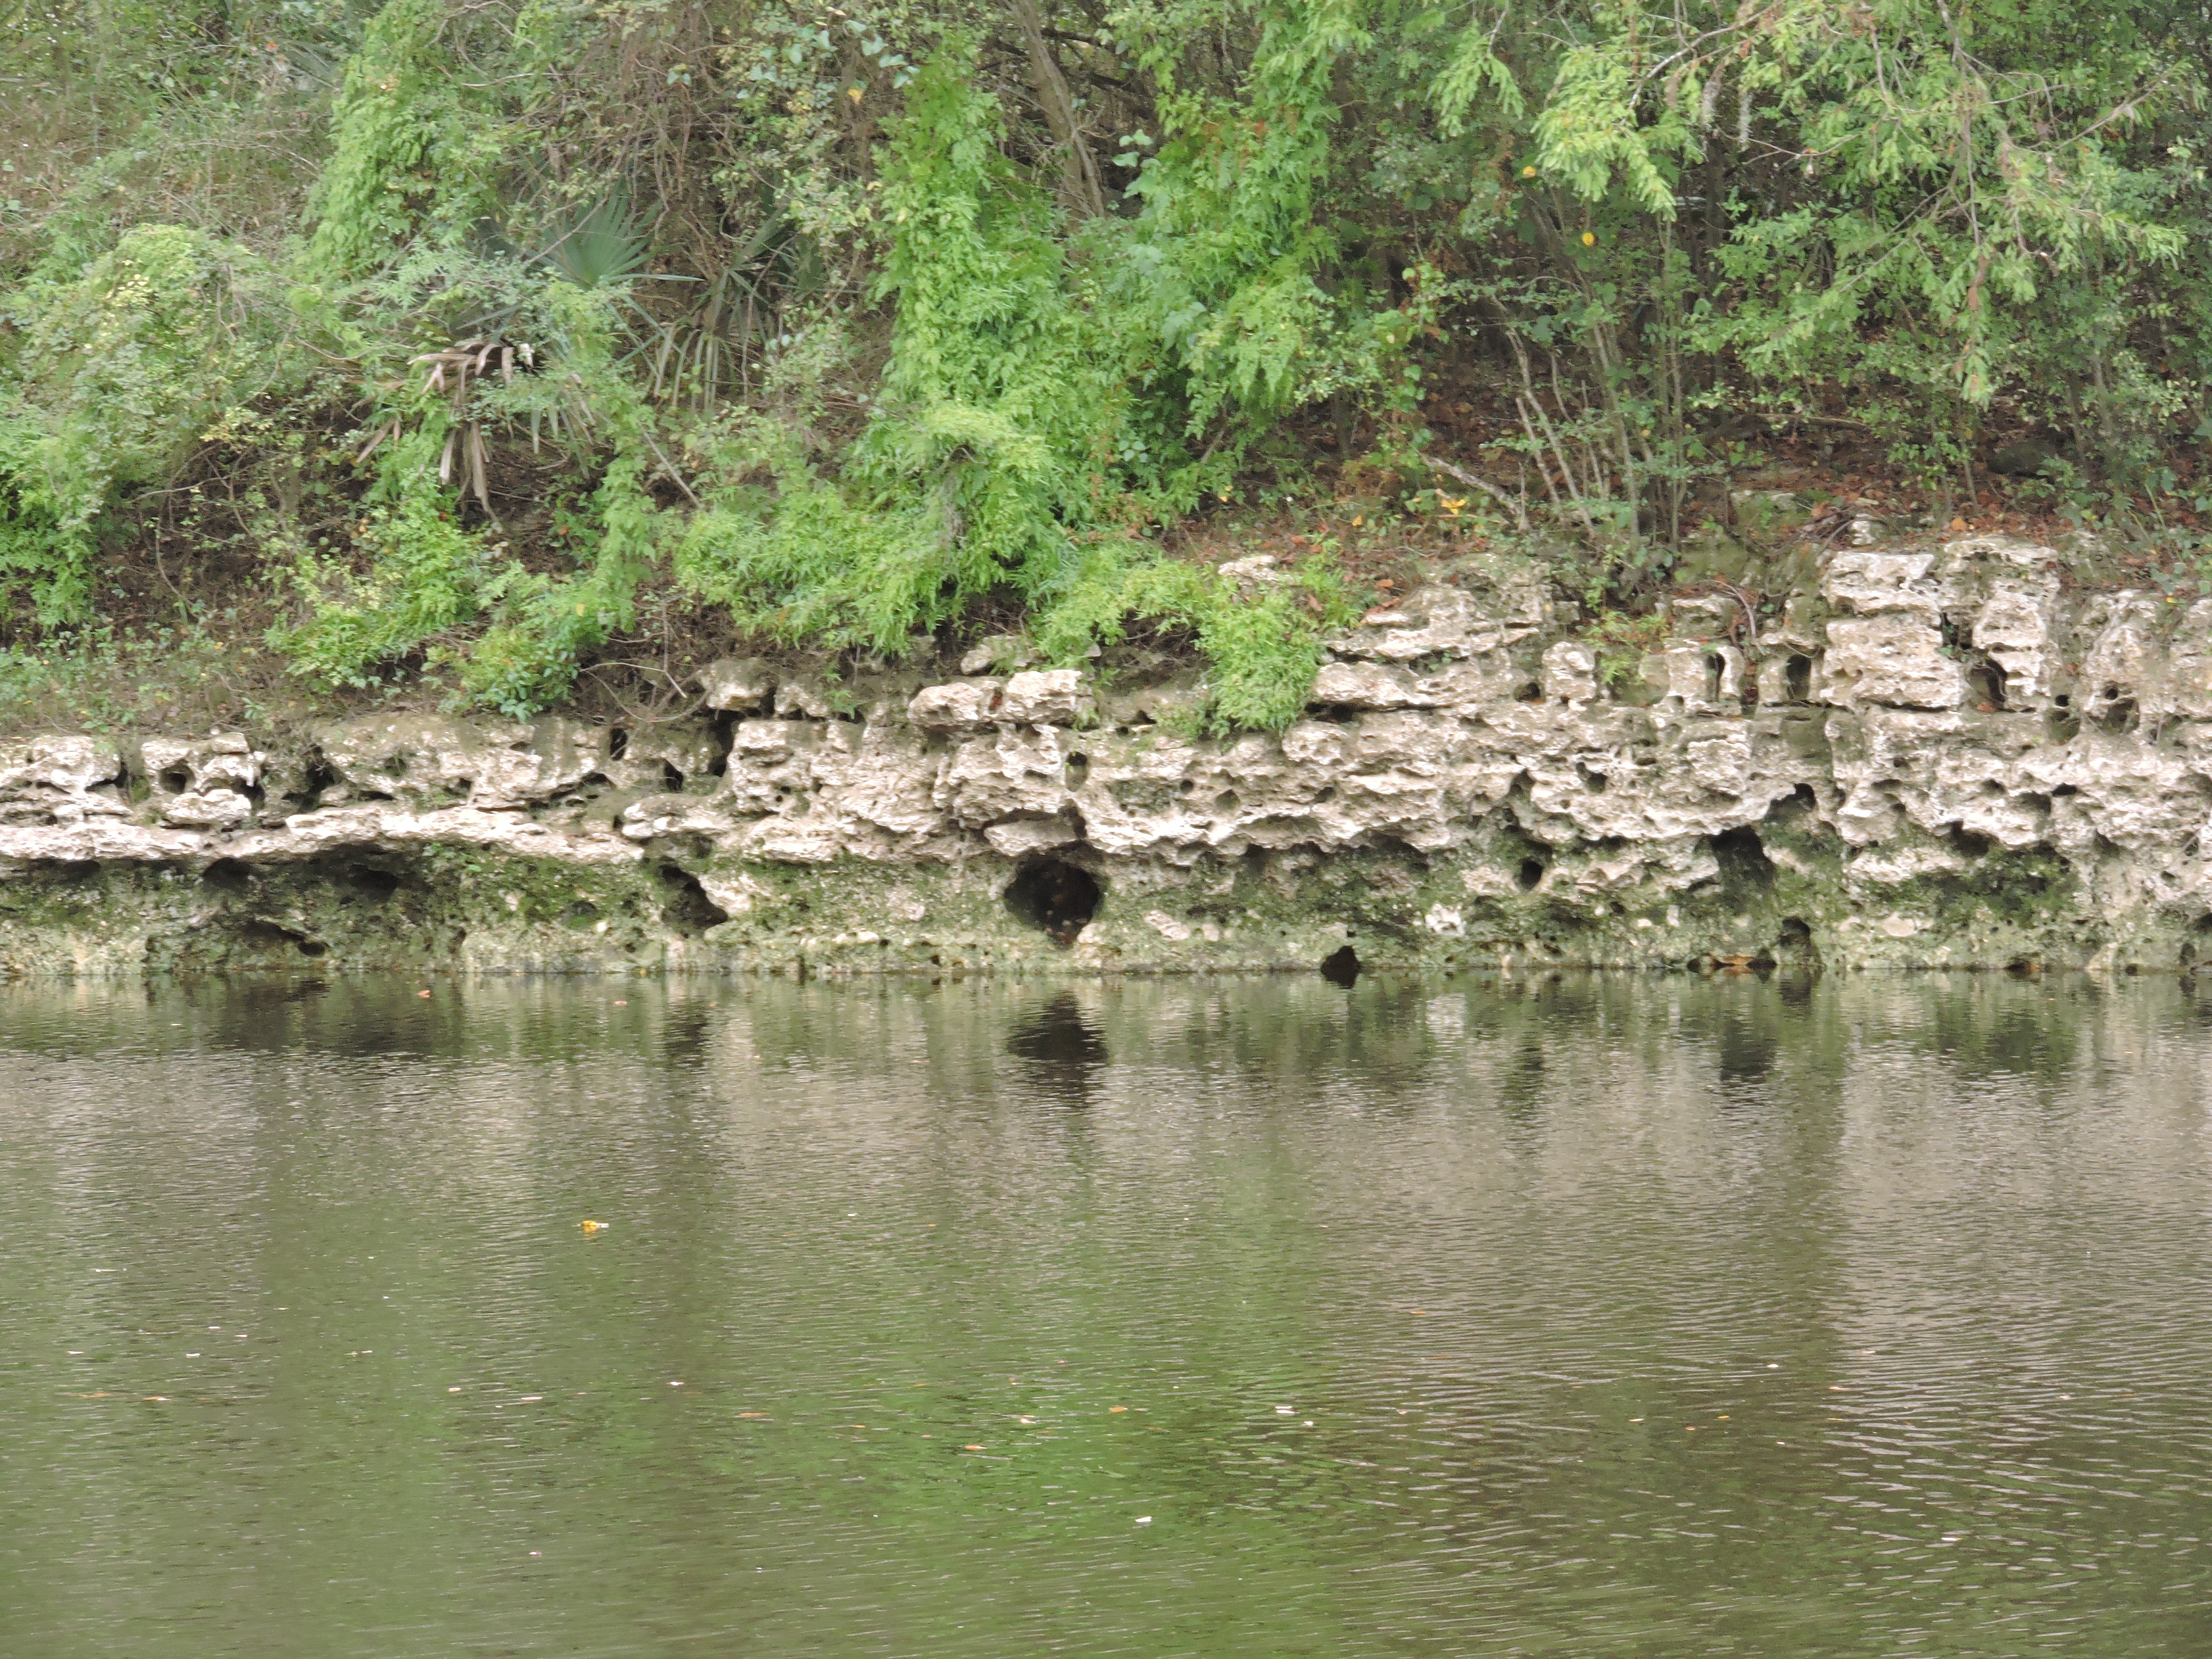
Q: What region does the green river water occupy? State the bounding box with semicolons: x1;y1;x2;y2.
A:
3;972;2211;1656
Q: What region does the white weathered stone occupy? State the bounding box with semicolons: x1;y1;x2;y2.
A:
1821;615;1968;709
699;657;776;712
908;679;1004;733
1541;641;1599;705
984;816;1082;857
997;669;1092;727
1824;550;1944;620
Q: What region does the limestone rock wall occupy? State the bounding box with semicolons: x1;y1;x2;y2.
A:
5;535;2212;976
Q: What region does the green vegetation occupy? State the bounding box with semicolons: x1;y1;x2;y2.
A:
3;0;2209;730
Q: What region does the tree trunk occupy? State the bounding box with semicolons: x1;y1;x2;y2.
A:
1008;0;1109;220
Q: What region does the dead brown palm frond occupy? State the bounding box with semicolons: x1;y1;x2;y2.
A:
409;338;535;528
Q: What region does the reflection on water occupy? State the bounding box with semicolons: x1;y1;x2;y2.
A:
4;971;2212;1657
1004;990;1108;1103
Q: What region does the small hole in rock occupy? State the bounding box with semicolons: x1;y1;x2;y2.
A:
159;768;190;794
1784;654;1813;702
1319;944;1361;986
1004;858;1102;944
1516;857;1546;891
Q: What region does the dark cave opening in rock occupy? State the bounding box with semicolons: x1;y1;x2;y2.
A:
1004;858;1102;944
656;864;730;937
1319;944;1361;986
1710;826;1778;892
201;857;252;892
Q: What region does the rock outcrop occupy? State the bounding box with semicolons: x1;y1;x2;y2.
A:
5;535;2212;977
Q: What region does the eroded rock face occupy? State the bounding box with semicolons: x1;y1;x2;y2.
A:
6;535;2212;976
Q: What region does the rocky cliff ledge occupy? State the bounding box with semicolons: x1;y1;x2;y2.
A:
5;534;2210;977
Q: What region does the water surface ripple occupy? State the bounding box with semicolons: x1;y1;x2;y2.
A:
2;972;2209;1655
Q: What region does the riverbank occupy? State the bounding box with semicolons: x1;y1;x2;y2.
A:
5;531;2209;979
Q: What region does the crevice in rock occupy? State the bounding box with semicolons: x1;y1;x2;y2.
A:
236;919;327;958
1784;654;1814;702
705;713;738;777
1766;782;1820;829
1967;659;2008;710
2095;690;2139;734
1516;856;1547;891
298;756;338;810
1003;858;1101;944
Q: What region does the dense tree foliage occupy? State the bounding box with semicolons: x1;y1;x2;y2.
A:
2;0;2205;722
